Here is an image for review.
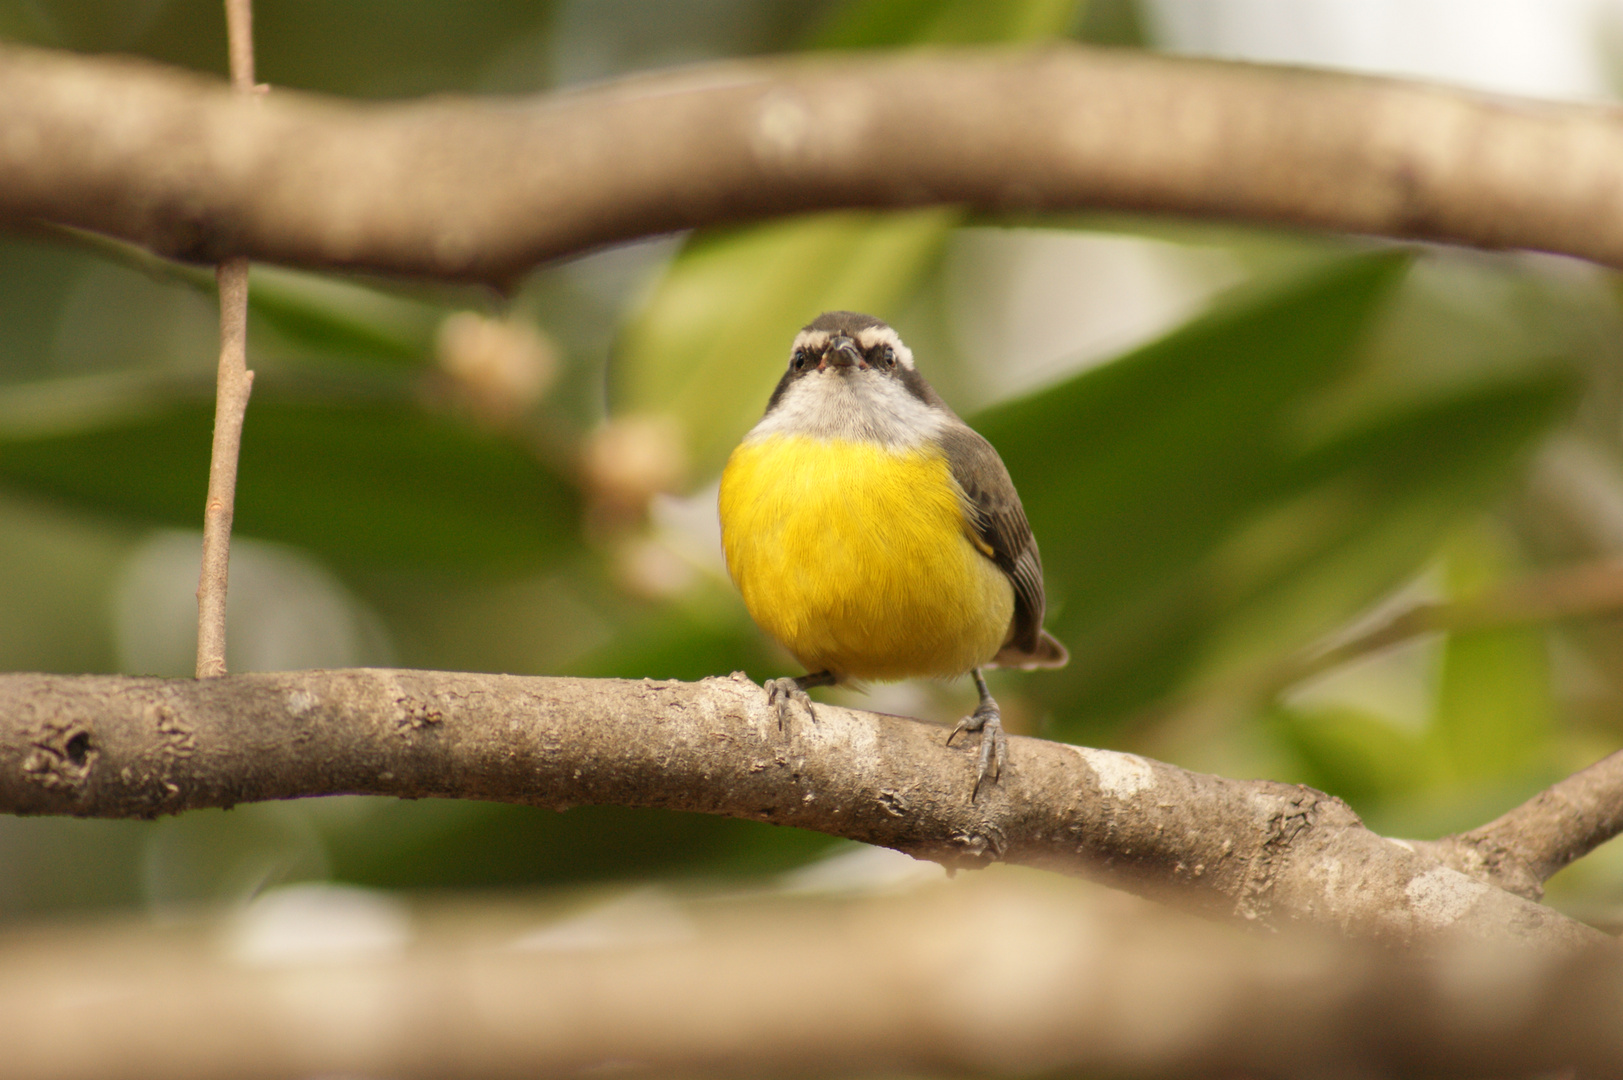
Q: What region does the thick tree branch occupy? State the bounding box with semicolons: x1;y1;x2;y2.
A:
3;875;1620;1080
0;670;1605;951
4;44;1623;283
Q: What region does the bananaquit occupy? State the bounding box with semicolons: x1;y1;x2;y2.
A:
718;311;1068;792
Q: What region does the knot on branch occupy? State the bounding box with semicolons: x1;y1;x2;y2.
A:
931;823;1008;870
22;721;95;793
395;694;445;733
1234;784;1334;923
148;702;196;759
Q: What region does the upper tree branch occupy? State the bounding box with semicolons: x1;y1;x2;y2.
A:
0;670;1603;952
5;44;1623;284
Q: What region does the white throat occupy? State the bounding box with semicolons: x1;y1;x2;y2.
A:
746;369;947;449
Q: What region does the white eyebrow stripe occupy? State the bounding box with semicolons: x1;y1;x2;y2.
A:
852;326;913;369
791;329;831;354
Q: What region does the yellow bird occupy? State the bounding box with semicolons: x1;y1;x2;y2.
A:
718;311;1067;792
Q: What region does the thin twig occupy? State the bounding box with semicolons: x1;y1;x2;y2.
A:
1143;558;1623;737
0;669;1603;951
224;0;254;92
193;0;256;679
1282;557;1623;693
7;46;1623;283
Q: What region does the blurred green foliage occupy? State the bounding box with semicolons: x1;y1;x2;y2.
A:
0;0;1619;924
0;386;578;572
983;254;1575;733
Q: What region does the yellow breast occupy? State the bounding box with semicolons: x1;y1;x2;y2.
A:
718;433;1014;682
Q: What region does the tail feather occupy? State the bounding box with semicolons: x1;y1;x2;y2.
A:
991;629;1069;671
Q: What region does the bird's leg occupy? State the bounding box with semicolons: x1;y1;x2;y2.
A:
947;668;1006;800
764;670;835;730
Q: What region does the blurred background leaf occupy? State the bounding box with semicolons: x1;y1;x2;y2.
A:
611;211;957;473
814;0;1079;48
0;383;578;573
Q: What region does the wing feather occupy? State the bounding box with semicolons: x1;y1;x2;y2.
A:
937;424;1060;665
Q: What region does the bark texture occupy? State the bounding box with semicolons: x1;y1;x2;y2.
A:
1;874;1619;1080
0;670;1604;951
5;45;1623;283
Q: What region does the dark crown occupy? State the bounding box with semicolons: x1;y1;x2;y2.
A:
802;311;890;336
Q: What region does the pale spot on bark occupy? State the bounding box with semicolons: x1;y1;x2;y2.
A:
752;91;810;164
1073;746;1156;799
1405;867;1490;929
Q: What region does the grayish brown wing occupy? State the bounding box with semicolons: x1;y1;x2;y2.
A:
937;422;1054;663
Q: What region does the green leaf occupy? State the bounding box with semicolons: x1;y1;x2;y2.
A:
0;379;576;573
318;799;841;891
612;210;955;474
246;265;442;366
46;226;443;366
979;252;1414;633
814;0;1081;47
572;600;782;684
1267;703;1429;809
1198;373;1574;673
1429;527;1557;784
969;251;1576;734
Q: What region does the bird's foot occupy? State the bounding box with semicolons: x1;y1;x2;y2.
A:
765;676;820;730
947;698;1006;801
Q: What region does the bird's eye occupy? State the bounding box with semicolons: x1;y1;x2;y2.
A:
876;345;895;368
791;349;811;372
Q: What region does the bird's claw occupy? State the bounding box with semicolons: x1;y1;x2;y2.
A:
948;701;1006;800
765;677;816;730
